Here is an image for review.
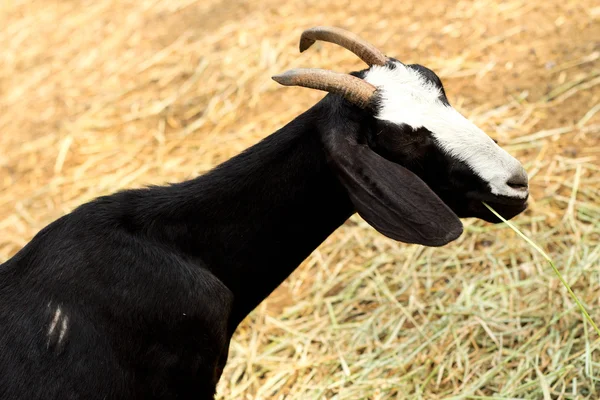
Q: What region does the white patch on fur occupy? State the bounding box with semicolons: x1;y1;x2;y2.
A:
363;61;528;199
47;305;69;347
48;306;62;337
58;315;69;345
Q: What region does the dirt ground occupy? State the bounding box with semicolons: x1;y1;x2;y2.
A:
1;0;599;398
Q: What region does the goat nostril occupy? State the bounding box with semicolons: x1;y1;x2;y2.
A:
507;180;528;191
506;167;529;193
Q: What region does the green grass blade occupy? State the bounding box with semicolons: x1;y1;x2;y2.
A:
482;202;600;338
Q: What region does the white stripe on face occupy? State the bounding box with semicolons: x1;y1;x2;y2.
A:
363;61;528;199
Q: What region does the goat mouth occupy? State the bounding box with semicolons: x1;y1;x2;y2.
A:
467;197;528;223
467;191;528;207
461;191;528;223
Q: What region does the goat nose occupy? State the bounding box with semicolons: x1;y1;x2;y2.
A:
506;167;529;194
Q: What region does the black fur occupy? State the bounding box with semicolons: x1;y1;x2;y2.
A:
0;77;527;398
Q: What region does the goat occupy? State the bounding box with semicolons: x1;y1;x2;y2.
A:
0;27;529;399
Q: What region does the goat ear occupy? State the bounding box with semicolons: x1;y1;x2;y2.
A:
329;138;463;247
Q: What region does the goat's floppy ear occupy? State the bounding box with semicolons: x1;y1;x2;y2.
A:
328;137;463;246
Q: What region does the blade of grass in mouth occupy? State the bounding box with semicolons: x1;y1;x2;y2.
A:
482;201;600;338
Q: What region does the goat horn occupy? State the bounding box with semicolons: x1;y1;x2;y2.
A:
299;26;388;67
272;68;377;109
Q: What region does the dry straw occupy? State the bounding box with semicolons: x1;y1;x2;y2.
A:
484;202;600;338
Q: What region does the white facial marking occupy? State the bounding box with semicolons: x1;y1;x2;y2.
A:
363;61;528;199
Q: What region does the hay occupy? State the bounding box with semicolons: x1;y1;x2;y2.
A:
1;0;600;398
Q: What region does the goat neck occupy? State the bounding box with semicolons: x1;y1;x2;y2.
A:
131;98;354;329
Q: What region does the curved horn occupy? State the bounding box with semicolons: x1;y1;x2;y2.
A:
272;68;377;108
299;26;388;67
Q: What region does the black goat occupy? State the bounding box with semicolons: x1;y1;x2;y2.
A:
0;27;529;399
